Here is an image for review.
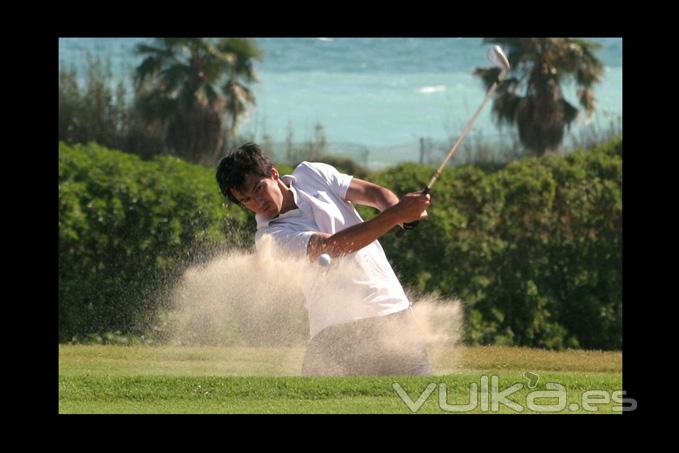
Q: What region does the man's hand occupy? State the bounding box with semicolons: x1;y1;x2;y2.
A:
389;191;431;225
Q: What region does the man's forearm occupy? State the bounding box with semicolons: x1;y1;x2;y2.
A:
345;180;399;212
316;206;401;257
371;187;400;212
308;182;430;259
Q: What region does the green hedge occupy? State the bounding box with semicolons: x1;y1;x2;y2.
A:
367;138;622;349
59;142;252;341
59;139;621;350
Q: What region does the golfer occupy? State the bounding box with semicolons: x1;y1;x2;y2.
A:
216;142;432;375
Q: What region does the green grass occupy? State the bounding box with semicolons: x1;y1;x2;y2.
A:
59;345;623;414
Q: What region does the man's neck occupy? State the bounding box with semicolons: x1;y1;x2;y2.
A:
278;179;297;215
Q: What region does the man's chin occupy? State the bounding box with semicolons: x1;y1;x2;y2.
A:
262;207;280;219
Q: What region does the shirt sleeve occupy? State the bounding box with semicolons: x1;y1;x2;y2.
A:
255;227;315;259
297;161;354;200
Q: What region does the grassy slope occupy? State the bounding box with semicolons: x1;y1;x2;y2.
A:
59;345;622;414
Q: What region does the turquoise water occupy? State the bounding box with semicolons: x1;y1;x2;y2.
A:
58;37;622;167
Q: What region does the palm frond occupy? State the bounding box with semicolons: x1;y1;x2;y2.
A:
473;67;502;90
492;92;523;128
223;80;256;106
569;38;602;53
204;85;228;112
236;83;256;105
217;38;263;82
159;64;191;94
135;56;164;86
135;43;173;58
497;77;522;95
159;37;193;50
217;38;264;61
576;87;596;115
562;99;579;126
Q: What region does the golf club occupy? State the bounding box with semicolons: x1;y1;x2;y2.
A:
401;45;510;231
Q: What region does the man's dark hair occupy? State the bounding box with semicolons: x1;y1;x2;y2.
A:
216;142;274;205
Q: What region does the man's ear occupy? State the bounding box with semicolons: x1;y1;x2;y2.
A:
270;167;280;180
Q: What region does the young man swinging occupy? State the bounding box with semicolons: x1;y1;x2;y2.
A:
216;142;432;376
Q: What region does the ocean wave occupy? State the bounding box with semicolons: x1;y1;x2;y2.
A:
417;85;447;94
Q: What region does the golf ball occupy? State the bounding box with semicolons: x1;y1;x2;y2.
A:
318;253;332;267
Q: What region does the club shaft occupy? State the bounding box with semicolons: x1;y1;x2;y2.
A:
426;80;500;190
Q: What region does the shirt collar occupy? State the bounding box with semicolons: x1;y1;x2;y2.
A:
255;174;299;229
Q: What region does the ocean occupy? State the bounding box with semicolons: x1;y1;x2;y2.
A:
58;37;622;168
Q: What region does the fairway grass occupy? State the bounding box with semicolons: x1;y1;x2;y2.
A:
59;345;623;414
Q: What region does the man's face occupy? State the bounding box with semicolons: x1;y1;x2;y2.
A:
230;168;284;219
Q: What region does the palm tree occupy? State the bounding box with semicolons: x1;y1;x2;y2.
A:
216;38;263;142
134;38;262;164
473;38;604;156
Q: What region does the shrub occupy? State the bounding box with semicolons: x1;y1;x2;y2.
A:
368;138;621;349
59;142;251;341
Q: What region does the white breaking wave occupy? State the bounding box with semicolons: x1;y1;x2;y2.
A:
417;85;446;94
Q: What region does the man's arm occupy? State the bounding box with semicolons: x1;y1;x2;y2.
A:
307;178;430;260
344;178;399;212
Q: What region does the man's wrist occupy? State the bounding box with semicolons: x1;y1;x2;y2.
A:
380;204;402;229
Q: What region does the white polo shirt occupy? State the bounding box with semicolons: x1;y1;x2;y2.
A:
254;161;410;339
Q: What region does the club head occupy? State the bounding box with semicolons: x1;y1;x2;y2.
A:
489;45;510;80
